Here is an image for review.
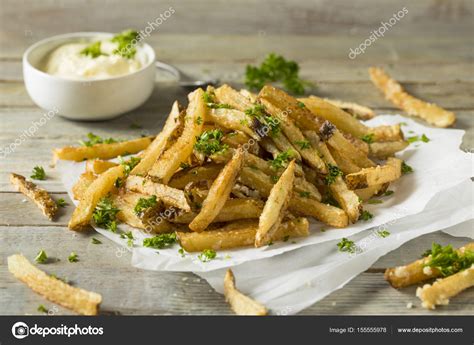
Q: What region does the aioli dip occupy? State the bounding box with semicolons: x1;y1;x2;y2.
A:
42;39;144;80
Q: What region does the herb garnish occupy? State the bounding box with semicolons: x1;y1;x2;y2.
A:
119;156;141;176
79;132;118;147
198;249;217;262
68;252;78;263
92;196;120;232
31;166;46;180
337;238;356;254
245;53;311;94
295;140;311;149
245;104;281;136
401;161;414;174
143;233;177;249
35;250;48;264
297;101;306;108
134;195;158;216
407;133;430;144
361;133;375;144
422;243;474;277
367;199;383;204
324;164;343;185
91;238;102;244
376;229;390;238
180;162;190;169
80;41;107;58
270;149;295;169
384;190;394;196
299;191;310;198
359;210;373;221
56;198;68;208
112;30;140;59
194;130;229;156
37;305;49;314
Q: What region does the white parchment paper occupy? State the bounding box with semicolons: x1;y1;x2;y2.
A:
57;115;473;274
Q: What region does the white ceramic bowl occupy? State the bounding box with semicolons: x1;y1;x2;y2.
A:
23;32;156;121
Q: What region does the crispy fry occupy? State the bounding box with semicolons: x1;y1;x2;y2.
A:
10;173;58;220
69;165;124;230
369;67;456;127
148;89;205;183
371;124;404;142
416;266;474;310
189;149;244;232
53;136;152;162
214;84;254;111
323;98;375;120
345;157;402;190
177;218;309;251
369;141;409;159
168;164;223;189
355;183;389;201
125;175;190;211
327;146;361;174
131;101;183;176
85;160;118;174
224;269;268;316
208;108;259;140
72;171;97;200
8;254;102;315
171;198;264;224
384;243;474;288
256;160;295;247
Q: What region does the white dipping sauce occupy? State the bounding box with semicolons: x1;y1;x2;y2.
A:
43;39;144;80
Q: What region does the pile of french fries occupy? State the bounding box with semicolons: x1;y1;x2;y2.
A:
57;84;410;252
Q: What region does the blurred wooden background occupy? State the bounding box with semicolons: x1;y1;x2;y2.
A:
0;0;472;315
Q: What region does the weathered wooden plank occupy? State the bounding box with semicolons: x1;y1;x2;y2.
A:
0;227;471;315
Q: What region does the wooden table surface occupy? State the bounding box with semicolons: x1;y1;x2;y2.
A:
0;0;473;315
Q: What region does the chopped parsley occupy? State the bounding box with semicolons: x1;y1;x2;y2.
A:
134;195;158;215
112;29;140;59
79;132;118;147
359;210;373;221
178;247;186;258
245;105;280;136
361;133;375;144
270;175;279;183
245;53;311;94
91;238;102;244
35;249;48;264
401;161;414;174
202;91;232;109
423;243;474;277
180;162;190;169
120;156;141;176
68;252;78;263
407;133;430;144
297;101;306;108
92;196;120;232
143;233;177;249
384;190;394;196
337;238;356;254
37;304;49;314
324;164;343;185
80;41;106;58
114;177;124;188
299;191;310;198
376;229;390;238
31;166;46;180
194;129;228;156
121;231;134;246
207;103;233;109
295;140;310;149
56;198;68;208
196;116;203;125
270;149;295;169
367;199;383;204
198;249;217;262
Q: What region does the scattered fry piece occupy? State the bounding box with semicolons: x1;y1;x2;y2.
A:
224;269;268;316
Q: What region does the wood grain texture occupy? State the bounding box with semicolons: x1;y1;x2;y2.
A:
0;0;473;315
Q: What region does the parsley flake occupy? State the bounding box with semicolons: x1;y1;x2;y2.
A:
92;196;120;232
56;198;68;208
68;252;78;263
337;238;356;253
31;166;46;180
359;210;373;221
134;195;158;216
91;238;102;244
198;249;217;262
376;229;390;238
143;233;177;249
324;164;343;185
423;243;474;277
361;133;375;144
270;149;295;169
194;130;228;157
35;250;48;264
401;161;414;174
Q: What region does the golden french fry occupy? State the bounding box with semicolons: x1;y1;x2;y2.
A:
168;164;223;189
256;160;295;247
369;67;456;128
148;89;205;183
323;98;375;120
345;157;402;190
371;124;404;142
131;101;183;176
369;141;409;159
208;108;259;140
125;175;190;211
416;266;474;310
177;217;309;251
214;84;254;111
224;269;268;316
69;165;125;230
53;136;152;162
385;243;474;288
190;149;244;232
72;171;97;201
327;146;361;174
355;183;389;202
10;173;58;220
85;160;118;174
8;254;102;315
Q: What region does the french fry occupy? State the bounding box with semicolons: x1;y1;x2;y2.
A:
131;101;183;176
8;254;102;315
323;98;375;120
384;243;474;288
85;160;118;174
189;149;244;232
53;136;152;162
69;165;125;230
214;84;254;111
345;157;402;190
148;89;205;183
125;175;190;211
224;269;268;316
369;141;409;159
207;108;259;140
177;217;309;252
10;173;58;220
168;164;223;189
171;198;264;224
369;67;456;128
255;160;295;247
355;183;389;202
416;266;474;310
72;171;97;200
327;146;361;174
371;124;404;142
